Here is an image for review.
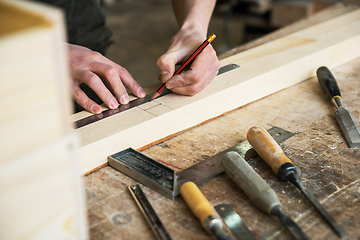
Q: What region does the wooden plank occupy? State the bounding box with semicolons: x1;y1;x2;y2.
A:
0;0;73;162
0;1;87;239
76;8;360;175
0;134;87;240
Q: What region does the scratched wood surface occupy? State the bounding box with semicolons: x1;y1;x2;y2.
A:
84;56;360;240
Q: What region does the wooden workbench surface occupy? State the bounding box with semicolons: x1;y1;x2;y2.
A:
84;57;360;240
84;4;360;240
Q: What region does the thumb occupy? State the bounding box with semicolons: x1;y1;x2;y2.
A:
156;51;180;83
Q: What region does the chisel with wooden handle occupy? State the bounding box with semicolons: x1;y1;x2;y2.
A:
317;66;360;148
221;151;310;240
180;182;233;240
247;126;348;239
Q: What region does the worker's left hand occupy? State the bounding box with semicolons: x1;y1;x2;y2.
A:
156;29;220;96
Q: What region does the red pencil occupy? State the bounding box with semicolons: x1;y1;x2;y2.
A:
151;33;216;100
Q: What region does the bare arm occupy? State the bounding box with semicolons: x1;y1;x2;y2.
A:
156;0;220;95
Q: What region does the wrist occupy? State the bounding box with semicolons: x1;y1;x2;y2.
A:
178;10;209;37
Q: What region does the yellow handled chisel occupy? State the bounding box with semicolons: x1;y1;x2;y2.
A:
180;182;232;240
247;126;348;239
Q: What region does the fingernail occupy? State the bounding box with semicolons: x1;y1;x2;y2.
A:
120;95;129;104
109;98;119;109
138;88;145;98
91;104;102;114
166;82;173;89
159;71;170;82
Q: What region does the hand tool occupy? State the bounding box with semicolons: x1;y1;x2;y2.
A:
247;126;348;239
108;127;295;200
180;181;233;240
75;63;239;129
128;184;172;240
215;204;256;240
316;66;360;148
151;33;217;100
221;151;311;240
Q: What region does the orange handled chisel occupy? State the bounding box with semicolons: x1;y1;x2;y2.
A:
247;126;347;239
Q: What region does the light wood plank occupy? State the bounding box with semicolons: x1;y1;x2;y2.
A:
0;0;72;162
0;134;87;240
0;1;87;239
76;8;360;175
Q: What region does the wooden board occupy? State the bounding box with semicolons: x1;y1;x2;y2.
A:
0;0;73;162
75;8;360;175
0;1;86;239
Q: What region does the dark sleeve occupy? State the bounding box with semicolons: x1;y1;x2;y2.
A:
35;0;112;55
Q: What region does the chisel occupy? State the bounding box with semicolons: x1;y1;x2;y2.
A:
247;126;347;239
221;151;310;240
180;182;233;240
316;66;360;148
215;204;257;240
128;184;172;240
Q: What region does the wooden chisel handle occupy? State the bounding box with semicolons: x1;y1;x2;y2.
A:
316;66;341;101
247;126;296;180
180;182;224;236
221;151;282;215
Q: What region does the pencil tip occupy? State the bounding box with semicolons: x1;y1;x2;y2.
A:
151;92;159;100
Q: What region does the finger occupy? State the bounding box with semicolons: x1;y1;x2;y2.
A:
74;69;119;109
72;83;102;114
93;57;145;99
115;66;145;99
89;62;129;104
156;52;178;83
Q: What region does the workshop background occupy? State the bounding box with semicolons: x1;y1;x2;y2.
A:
101;0;337;89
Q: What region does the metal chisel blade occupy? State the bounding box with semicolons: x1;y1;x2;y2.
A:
215;204;256;240
128;184;172;240
335;106;360;148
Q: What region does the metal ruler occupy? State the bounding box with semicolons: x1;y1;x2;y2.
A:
75;63;240;129
108;127;295;200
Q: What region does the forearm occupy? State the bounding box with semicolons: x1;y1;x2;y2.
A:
171;0;216;36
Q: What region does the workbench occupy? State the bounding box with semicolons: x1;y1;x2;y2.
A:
84;3;360;240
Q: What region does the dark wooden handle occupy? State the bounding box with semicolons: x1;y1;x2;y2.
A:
316;66;341;101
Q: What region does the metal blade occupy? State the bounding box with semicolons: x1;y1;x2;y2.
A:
287;172;348;239
335;106;360;148
215;204;256;240
271;206;311;240
128;184;172;240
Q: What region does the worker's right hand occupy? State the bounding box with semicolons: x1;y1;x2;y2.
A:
68;44;145;114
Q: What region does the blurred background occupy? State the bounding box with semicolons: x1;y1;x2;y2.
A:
99;0;337;89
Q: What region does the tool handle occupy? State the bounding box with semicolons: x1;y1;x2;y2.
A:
221;151;281;215
247;126;293;176
316;66;341;101
180;182;221;228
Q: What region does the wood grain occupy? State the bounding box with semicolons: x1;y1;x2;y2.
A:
0;1;86;239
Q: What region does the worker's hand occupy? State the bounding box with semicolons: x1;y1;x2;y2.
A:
156;29;220;96
68;44;145;114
